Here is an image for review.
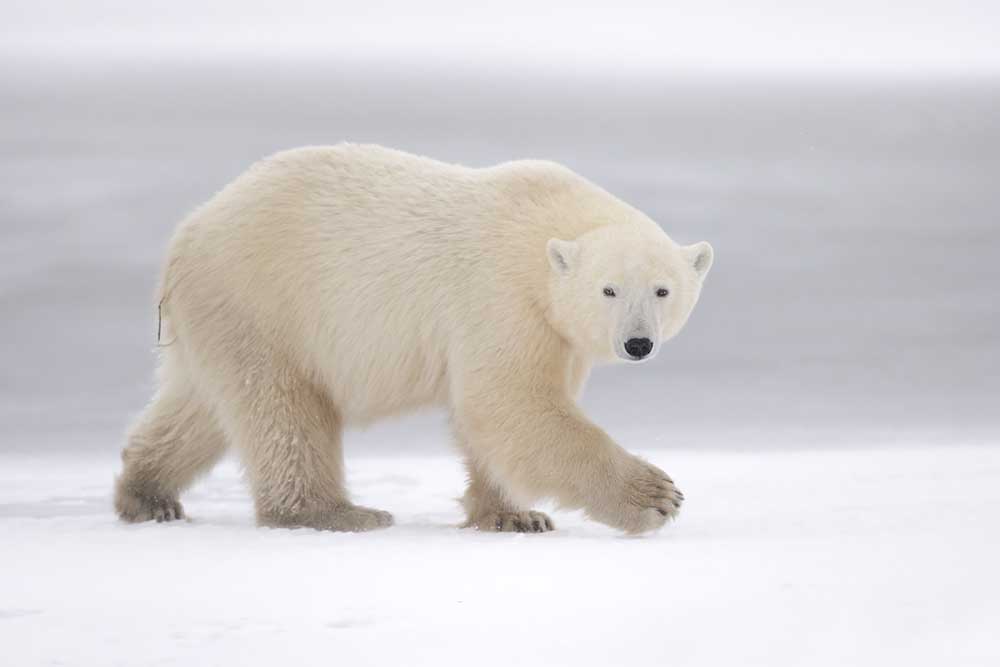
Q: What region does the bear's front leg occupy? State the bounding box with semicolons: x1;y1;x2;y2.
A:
459;457;555;532
455;398;683;535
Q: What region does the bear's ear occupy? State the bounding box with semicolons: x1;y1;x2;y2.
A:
547;238;579;274
684;241;714;279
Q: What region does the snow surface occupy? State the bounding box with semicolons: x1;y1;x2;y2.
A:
3;445;999;666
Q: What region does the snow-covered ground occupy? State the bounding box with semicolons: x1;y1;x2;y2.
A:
3;445;998;666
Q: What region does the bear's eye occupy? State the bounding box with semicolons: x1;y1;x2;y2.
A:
602;287;616;298
656;288;670;298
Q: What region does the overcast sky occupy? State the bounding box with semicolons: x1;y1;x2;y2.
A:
3;0;1000;75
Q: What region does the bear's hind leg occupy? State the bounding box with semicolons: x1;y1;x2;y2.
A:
222;372;392;532
458;450;554;533
115;377;229;523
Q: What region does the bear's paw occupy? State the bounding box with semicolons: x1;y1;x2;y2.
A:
465;510;555;533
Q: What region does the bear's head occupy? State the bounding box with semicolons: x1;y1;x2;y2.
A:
546;224;713;363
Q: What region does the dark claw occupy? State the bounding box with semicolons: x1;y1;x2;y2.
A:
656;508;668;516
532;519;542;532
495;518;503;531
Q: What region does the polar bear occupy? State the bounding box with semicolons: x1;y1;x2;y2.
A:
115;144;713;534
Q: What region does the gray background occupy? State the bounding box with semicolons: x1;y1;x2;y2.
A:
2;2;999;454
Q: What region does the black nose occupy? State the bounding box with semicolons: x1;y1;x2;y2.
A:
624;337;653;359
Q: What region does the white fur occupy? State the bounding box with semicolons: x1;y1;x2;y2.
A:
115;144;713;534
